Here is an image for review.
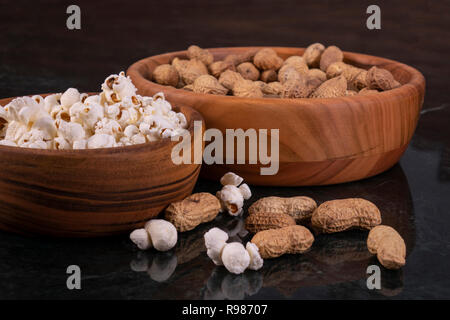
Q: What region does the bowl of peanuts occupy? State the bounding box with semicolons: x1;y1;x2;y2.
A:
0;72;204;237
127;45;425;186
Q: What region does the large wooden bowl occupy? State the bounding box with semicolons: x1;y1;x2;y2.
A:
128;47;425;186
0;95;204;237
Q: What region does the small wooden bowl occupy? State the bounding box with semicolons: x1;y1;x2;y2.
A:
0;95;204;237
128;47;425;186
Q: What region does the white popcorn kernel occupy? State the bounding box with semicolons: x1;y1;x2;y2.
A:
73;139;87;150
79;93;88;103
0;140;16;147
32;116;57;140
4;121;26;142
105;104;120;119
216;185;244;216
124;125;139;138
59;121;85;143
246;242;263;271
87;134;115;149
176;112;187;127
144;219;177;252
60;88;80;108
4;96;38;122
238;183;252;200
138;122;150;135
28;140;48;149
221;242;250;275
84;94;100;105
220;172;244;187
54;136;71;150
127;107;139;125
117;108;130;126
130;228;152;250
95;118;122;136
159;128;173;139
204;227;229;266
32;95;44;107
81;103;104;129
69;102;85;119
44;93;61;113
131;133;146;145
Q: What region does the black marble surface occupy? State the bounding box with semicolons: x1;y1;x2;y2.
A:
0;0;449;299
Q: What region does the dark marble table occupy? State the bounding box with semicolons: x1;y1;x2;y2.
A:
0;0;449;299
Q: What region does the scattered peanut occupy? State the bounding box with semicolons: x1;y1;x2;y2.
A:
367;225;406;269
245;211;296;234
311;198;381;233
249;196;317;223
251;225;314;259
165;192;222;232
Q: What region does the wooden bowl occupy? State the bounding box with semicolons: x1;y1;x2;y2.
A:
0;95;204;237
127;47;425;186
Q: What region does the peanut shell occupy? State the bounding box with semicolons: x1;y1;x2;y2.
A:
245;212;296;234
311;198;381;233
165;192;221;232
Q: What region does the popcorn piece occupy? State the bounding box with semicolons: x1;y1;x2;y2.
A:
220;172;244;186
204;227;229;266
221;242;250;275
54;137;71;150
216;185;245;216
32;116;57;140
144;219;178;252
130;228;152;250
246;242;263;271
59;121;85;143
73;139;87;150
60;88;80;108
238;183;252;200
87;134;115;149
0;140;16;147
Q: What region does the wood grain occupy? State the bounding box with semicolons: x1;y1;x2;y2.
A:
0;96;204;237
127;47;425;186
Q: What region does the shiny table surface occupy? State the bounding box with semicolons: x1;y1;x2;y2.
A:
0;0;449;299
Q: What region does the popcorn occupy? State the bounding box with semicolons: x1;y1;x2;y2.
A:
0;72;187;150
87;133;115;149
60;88;80;109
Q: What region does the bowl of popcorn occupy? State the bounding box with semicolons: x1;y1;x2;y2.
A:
0;72;204;237
127;45;425;186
